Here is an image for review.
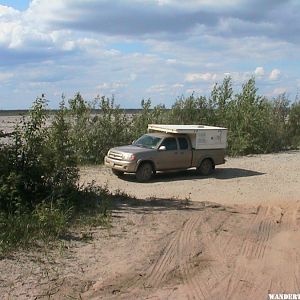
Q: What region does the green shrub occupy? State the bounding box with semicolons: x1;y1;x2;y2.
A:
131;99;167;138
287;101;300;148
52;78;299;160
0;203;70;253
67;94;132;164
0;96;113;255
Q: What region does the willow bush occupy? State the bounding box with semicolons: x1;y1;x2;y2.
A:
60;77;299;160
0;97;112;254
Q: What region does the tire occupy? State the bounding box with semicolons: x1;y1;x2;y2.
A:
198;159;214;176
136;162;153;182
112;169;124;177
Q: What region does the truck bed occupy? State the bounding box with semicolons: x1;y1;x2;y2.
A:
191;148;226;167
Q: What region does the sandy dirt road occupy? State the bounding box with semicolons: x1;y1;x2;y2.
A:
1;151;300;299
84;202;300;300
80;151;300;206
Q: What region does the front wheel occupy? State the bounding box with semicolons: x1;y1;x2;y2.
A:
136;163;153;182
198;159;214;176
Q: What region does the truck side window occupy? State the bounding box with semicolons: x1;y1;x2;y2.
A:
178;137;188;150
161;138;177;150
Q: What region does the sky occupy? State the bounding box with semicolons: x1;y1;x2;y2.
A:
0;0;299;109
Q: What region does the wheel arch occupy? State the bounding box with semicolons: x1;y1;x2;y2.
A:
136;160;156;172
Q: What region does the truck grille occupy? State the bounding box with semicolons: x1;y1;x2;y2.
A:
108;151;123;160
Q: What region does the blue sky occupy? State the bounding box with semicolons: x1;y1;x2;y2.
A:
1;0;30;10
0;0;300;109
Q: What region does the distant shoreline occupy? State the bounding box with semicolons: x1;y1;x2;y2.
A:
0;109;153;116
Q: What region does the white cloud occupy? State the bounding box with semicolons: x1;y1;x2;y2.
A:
0;3;70;53
136;0;241;10
185;87;204;94
0;5;20;18
272;87;287;95
172;83;184;88
129;73;137;81
185;73;217;82
166;58;177;65
62;40;75;51
0;0;299;108
269;69;281;81
96;73;137;95
147;84;167;93
97;82;128;91
254;66;265;77
0;72;14;81
146;82;185;95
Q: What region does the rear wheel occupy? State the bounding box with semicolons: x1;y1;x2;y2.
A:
136;163;153;182
112;169;124;177
198;159;214;176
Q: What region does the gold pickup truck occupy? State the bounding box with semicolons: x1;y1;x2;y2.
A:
104;129;226;182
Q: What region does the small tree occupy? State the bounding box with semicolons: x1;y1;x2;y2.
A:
288;101;300;148
49;98;78;192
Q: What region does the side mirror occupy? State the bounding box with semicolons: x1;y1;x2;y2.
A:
132;140;135;145
158;145;166;151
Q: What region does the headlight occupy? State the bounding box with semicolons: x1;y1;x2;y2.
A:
123;153;136;161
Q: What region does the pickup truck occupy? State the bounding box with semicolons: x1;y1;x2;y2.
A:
104;130;226;182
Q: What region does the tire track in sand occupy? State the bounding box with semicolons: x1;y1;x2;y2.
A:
130;212;212;299
102;212;208;299
177;214;211;299
87;203;300;300
177;211;233;299
213;205;281;299
240;205;270;258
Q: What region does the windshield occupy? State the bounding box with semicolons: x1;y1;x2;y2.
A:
133;134;162;149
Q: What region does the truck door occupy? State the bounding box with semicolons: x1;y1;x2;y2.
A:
156;137;178;170
177;137;192;168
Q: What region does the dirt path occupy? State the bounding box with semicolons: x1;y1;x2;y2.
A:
1;151;300;299
83;202;300;300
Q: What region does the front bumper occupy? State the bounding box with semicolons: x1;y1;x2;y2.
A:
104;156;137;173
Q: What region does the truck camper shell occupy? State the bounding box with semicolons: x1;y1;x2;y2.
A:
148;124;227;150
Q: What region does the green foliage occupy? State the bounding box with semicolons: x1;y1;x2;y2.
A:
60;78;298;158
67;94;132;163
0;96;112;255
74;183;112;227
288;101;300;147
206;77;294;155
168;94;207;125
130;99;167;138
168;77;298;155
0;96;78;213
0;202;71;252
88;96;132;163
0;185;113;255
49;98;79;190
167;77;233;126
225;77;269;154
